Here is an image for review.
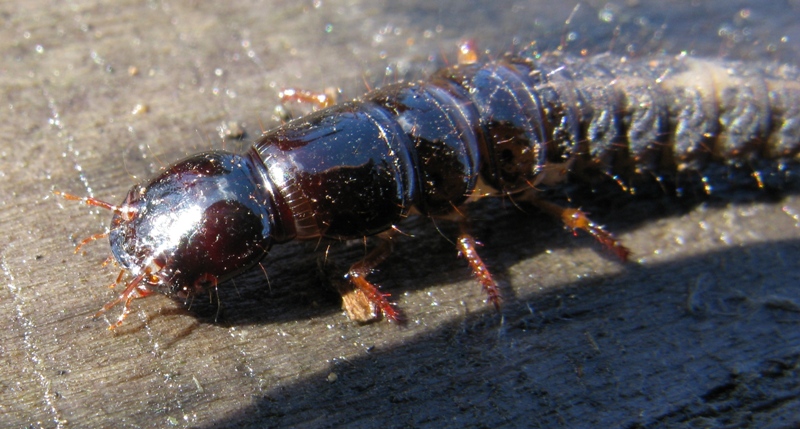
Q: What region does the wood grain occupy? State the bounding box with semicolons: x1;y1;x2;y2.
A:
1;1;799;427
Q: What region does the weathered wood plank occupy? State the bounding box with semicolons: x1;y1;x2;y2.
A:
1;1;798;427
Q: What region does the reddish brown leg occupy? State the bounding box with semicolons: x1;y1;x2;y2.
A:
532;198;631;261
94;271;154;330
456;229;502;310
108;269;126;289
278;88;337;110
74;232;109;254
275;88;339;123
342;232;401;322
457;39;480;65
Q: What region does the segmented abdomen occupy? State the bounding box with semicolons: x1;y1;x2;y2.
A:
256;53;800;241
433;53;800;195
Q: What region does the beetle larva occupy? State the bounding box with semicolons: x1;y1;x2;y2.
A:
58;50;800;328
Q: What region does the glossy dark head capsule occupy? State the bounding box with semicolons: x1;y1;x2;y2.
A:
109;151;282;299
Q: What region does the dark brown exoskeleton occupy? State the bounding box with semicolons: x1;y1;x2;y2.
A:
58;49;800;328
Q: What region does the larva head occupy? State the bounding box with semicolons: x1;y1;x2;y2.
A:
108;151;280;300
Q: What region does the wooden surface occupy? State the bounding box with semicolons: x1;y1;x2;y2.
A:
2;1;800;427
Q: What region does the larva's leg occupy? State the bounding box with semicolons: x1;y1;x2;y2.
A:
94;271;154;330
456;230;502;310
442;209;501;310
528;197;631;261
457;39;480;65
274;87;339;122
341;232;401;323
278;88;337;109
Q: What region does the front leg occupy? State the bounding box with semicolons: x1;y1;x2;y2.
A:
339;232;401;323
